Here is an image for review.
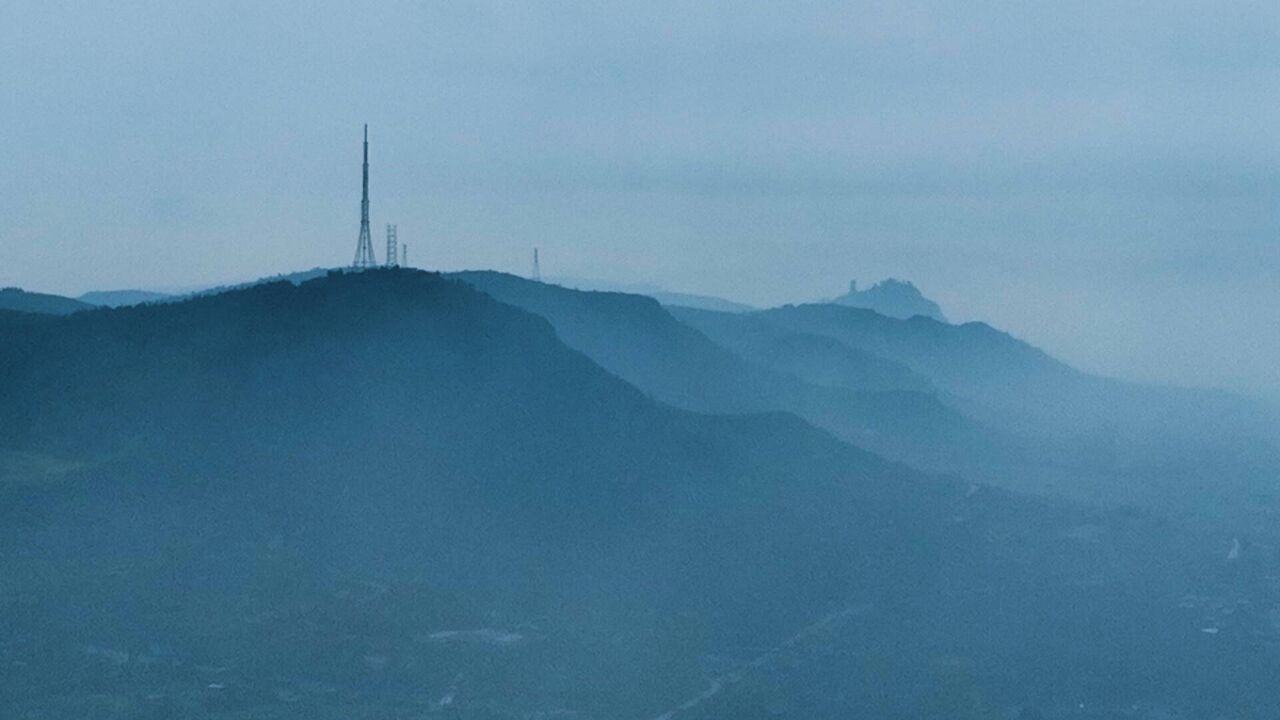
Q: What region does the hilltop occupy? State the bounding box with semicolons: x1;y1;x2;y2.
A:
830;278;947;321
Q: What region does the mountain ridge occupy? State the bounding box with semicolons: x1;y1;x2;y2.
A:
0;287;93;315
2;268;1277;718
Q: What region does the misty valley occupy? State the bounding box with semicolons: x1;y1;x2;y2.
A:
2;269;1280;719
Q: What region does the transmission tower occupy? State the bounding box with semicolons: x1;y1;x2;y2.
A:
401;244;408;268
532;248;542;282
385;224;399;267
352;124;377;269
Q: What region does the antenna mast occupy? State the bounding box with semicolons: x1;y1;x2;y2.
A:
352;124;377;268
532;248;541;282
385;224;399;267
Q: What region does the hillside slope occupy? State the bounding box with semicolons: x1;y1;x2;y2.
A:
711;302;1277;437
0;270;1276;719
458;274;1280;518
674;303;1280;519
453;271;992;468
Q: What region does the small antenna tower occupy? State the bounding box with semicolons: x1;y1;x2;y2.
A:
401;244;408;268
385;224;399;267
352;124;378;269
532;248;542;282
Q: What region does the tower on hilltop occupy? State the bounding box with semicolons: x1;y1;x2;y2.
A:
352;125;377;269
385;224;399;267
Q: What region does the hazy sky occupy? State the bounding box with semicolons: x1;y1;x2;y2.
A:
2;1;1277;395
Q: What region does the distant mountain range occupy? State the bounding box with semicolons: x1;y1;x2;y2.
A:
2;268;1275;718
0;287;93;315
454;271;985;471
11;270;1279;518
9;272;932;320
457;272;1280;521
4;269;335;314
554;275;758;313
77;289;174;307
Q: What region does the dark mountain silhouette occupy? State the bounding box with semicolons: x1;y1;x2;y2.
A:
0;308;58;329
189;267;334;296
830;278;947;321
675;302;1280;519
673;302;1060;412
75;268;338;314
717;303;1278;437
453;271;988;467
454;273;1280;519
664;305;934;395
2;269;1275;718
0;287;93;315
78;289;174;307
453;271;785;414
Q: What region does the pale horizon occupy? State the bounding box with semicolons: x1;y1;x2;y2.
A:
3;1;1277;396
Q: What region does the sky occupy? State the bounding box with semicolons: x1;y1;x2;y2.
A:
2;1;1277;396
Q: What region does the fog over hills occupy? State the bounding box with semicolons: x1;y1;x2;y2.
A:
454;271;992;471
550;276;759;315
6;2;1279;716
454;272;1280;523
14;268;1280;520
77;289;174;308
3;269;1280;718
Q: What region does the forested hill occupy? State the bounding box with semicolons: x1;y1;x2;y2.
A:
0;269;1275;719
0;287;92;315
